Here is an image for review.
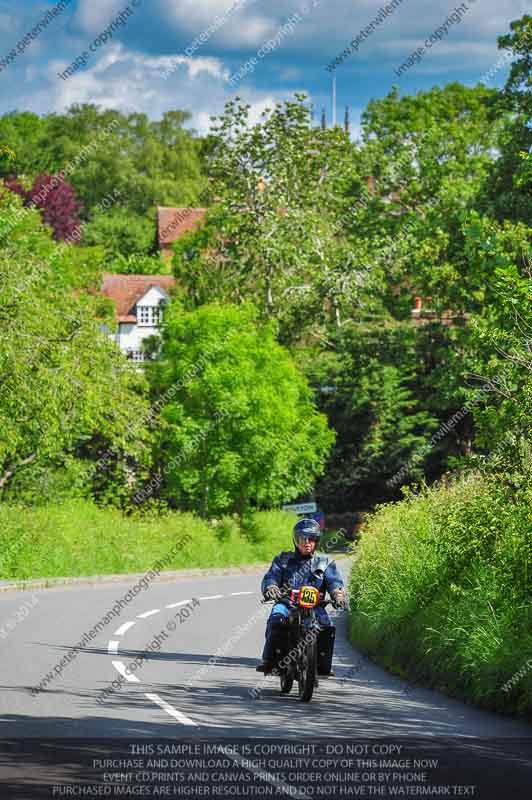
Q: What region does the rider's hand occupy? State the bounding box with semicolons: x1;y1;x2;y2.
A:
331;588;347;609
264;585;282;601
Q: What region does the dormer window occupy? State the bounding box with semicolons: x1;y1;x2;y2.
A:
137;305;162;327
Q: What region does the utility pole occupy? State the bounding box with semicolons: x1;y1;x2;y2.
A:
344;105;350;134
332;75;337;127
321;107;326;131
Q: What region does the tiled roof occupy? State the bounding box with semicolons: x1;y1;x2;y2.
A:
157;206;206;248
102;273;176;323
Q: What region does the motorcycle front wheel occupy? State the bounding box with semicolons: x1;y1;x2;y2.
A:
298;638;317;702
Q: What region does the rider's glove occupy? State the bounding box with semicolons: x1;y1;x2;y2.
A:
331;588;347;609
264;584;282;601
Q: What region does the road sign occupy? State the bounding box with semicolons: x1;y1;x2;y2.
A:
282;502;318;514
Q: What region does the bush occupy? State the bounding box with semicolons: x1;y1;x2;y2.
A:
0;501;295;580
348;474;532;717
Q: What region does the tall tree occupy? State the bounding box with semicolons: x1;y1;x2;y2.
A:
173;95;364;343
484;15;532;223
0;188;150;499
146;303;335;517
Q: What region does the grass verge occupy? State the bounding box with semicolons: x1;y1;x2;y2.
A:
0;500;296;580
348;474;532;718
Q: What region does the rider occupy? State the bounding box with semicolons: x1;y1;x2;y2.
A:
256;517;346;673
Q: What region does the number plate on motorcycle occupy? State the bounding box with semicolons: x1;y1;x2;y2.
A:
298;586;320;608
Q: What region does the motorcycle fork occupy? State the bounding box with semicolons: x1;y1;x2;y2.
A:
299;609;319;688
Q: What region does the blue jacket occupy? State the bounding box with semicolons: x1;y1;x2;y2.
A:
261;550;344;597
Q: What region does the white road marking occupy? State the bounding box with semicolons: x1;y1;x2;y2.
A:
109;595;252;727
112;660;140;683
145;692;198;726
137;609;160;619
114;621;136;636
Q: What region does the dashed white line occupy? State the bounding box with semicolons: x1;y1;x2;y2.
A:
165;600;191;609
114;621;136;636
109;593;254;726
137;609;160;619
112;660;140;683
145;692;198;726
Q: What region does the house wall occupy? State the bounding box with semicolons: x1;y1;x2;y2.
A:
116;323;160;355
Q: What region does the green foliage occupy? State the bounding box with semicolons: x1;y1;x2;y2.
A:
0;188;151;501
349;474;532;716
173;95;363;342
0;105;206;255
147;303;335;517
83;208;157;258
102;252;170;275
302;323;439;510
483;16;532;222
0;501;295;579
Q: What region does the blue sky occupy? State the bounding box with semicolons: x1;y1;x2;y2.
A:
0;0;528;136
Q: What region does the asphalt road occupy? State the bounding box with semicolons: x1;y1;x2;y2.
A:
0;559;530;740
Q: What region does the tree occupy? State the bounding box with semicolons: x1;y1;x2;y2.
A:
0;105;206;221
5;173;83;242
146;303;335;517
484;15;532;223
0;188;151;500
82;208;156;258
0;105;207;260
173;95;363;343
301;323;439;510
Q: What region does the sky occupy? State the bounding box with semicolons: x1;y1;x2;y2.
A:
0;0;528;137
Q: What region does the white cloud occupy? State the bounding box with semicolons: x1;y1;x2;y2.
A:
73;0;127;35
22;42;289;136
158;0;277;49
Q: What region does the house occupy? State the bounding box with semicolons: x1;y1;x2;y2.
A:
157;205;206;259
102;273;176;362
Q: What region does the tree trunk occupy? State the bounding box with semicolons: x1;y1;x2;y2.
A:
0;453;37;490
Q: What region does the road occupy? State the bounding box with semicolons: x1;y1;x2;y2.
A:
1;560;530;739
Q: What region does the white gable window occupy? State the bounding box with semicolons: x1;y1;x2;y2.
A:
127;349;146;362
135;285;169;328
137;305;161;327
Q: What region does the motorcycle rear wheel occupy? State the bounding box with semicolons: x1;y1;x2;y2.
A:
298;638;317;702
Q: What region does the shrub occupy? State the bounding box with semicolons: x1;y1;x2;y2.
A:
349;474;532;717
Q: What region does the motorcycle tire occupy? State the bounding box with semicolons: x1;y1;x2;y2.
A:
298;637;317;702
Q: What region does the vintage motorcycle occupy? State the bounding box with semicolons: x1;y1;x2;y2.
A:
262;576;342;702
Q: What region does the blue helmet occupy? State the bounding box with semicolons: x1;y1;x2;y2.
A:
292;518;321;549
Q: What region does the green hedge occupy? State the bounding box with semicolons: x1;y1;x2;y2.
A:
0;501;295;580
348;474;532;718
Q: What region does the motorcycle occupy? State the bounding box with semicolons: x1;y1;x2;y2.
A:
262;576;344;702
